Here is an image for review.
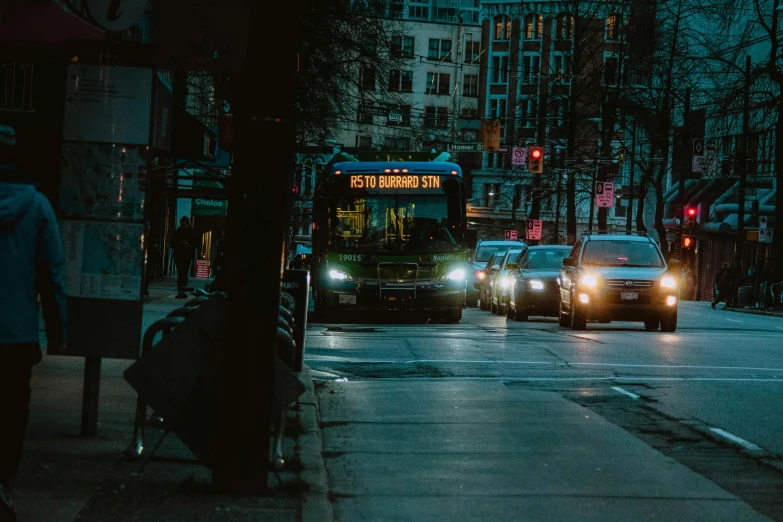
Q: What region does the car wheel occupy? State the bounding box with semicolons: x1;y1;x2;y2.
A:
506;301;516;319
558;300;569;327
660;310;677;332
644;319;659;331
570;293;586;330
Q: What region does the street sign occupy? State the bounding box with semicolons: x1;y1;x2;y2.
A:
525;219;542;241
512;146;527;166
595;181;615;208
692;139;718;176
195;259;211;278
447;142;483;152
504;229;518;240
388;112;403;122
359;104;389;117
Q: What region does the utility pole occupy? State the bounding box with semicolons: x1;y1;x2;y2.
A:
731;55;751;307
213;1;299;493
674;87;690;260
626;119;637;234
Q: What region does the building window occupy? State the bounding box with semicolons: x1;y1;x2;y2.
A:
465;40;481;63
360;67;376;90
604;55;618;85
463;74;479;97
389;70;413;92
408;5;428;19
555;13;573;40
521;53;540;84
357;102;373;123
553;53;571;83
518;98;538;128
384;137;410;150
426;72;451;94
357;135;372;149
524;13;542;40
491;55;509;83
494;15;511;40
490;98;507;136
607;13;621;41
391;35;415;58
484;183;501;206
424;106;448;129
428;38;452;61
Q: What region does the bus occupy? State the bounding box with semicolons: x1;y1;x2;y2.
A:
311;152;476;322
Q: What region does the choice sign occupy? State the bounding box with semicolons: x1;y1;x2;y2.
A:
194;198;228;217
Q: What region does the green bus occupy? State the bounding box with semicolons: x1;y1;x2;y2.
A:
311;152;476;322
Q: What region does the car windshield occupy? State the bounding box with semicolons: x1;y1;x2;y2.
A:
502;250;522;268
581;240;665;268
522;248;571;269
475;244;514;262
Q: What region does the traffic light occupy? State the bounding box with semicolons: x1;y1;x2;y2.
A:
684;206;696;230
682;236;693;249
528;145;543;173
291;185;300;196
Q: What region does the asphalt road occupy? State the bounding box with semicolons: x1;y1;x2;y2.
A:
306;300;783;477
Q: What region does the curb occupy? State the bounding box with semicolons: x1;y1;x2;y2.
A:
722;306;783;318
297;366;334;522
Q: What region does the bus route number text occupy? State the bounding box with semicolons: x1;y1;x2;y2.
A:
349;175;441;190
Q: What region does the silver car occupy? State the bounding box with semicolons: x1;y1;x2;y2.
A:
467;239;526;307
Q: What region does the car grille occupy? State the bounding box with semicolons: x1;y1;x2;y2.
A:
604;279;654;289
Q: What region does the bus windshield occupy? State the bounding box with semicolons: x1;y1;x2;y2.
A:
328;194;463;254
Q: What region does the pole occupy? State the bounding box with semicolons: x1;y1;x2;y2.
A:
626;119;637;234
588;166;596;233
80;357;101;436
212;1;299;492
731;55;751;307
675;88;690;260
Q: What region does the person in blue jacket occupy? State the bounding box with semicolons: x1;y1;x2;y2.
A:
0;125;67;522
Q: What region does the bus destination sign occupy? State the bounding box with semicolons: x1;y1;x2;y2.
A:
349;174;441;190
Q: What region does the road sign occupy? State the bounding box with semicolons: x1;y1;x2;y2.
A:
525;219;542;241
448;142;483;152
512;146;527;166
595;181;615;208
388;111;403;122
692;140;718;176
504;229;518;240
759;215;768;229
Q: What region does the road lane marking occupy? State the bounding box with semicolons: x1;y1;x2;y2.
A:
708;428;762;451
611;386;640;399
725;319;744;323
374;376;783;383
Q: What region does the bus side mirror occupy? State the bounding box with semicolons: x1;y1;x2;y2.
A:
466;229;478;250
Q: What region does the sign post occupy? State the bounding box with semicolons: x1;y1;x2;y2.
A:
504;229;518;241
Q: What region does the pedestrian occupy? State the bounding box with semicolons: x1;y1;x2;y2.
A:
0;125;67;522
712;262;732;309
172;216;196;298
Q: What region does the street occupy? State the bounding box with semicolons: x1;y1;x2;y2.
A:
307;302;783;521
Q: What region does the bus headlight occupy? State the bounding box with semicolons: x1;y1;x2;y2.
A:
439;268;466;282
529;280;544;290
329;269;353;281
660;276;677;289
581;274;598;287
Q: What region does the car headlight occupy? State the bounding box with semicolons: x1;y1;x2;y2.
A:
499;277;513;289
581;274;598;287
439;268;466;282
529;279;544;290
329;269;353;281
660;276;677;289
475;270;486;280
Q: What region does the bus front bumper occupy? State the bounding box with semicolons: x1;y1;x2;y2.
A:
327;281;465;311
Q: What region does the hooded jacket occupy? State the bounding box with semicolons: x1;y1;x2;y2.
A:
0;164;67;347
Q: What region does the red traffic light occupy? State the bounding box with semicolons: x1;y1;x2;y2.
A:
683;237;693;248
531;148;542;159
291;185;299;194
686;207;696;217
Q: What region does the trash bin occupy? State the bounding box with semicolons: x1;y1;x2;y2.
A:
737;285;753;308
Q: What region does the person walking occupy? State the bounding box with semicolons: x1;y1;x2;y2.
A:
172;216;196;298
712;262;732;309
0;125;67;522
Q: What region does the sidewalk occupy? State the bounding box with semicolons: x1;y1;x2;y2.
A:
13;280;329;522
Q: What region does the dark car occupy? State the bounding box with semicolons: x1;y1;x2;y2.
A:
507;245;572;321
558;233;681;332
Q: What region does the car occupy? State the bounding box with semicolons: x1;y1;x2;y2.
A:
558;233;681;332
507;245;573;321
478;252;503;311
489;248;525;315
467;239;526;307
